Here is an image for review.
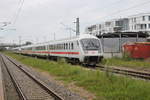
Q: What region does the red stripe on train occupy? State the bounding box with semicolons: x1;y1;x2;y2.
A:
50;52;79;54
31;51;79;55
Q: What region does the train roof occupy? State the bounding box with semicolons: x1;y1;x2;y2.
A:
17;34;98;48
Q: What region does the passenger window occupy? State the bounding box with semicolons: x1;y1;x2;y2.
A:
66;43;68;49
71;43;73;50
69;43;70;50
77;41;79;46
64;43;65;50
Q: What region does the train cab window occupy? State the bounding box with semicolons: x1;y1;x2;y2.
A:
71;43;73;50
80;39;100;50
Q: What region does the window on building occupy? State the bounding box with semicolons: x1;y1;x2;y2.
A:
134;18;136;22
149;16;150;21
144;24;147;29
132;18;134;23
134;25;136;30
132;26;134;30
149;24;150;28
143;16;145;21
141;24;143;29
99;25;101;29
115;21;122;26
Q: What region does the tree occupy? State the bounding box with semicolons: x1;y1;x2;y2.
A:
25;41;32;45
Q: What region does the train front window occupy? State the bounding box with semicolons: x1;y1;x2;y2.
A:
80;39;100;50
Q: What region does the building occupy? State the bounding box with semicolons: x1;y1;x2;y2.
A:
85;13;150;36
128;13;150;32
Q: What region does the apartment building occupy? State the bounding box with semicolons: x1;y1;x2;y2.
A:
128;13;150;32
85;13;150;36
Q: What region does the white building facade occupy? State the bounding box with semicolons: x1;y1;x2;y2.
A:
85;13;150;36
128;13;150;32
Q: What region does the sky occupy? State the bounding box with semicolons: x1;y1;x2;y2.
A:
0;0;150;44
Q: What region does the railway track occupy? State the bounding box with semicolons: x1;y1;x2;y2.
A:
96;65;150;80
1;54;64;100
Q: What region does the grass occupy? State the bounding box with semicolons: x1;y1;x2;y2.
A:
4;52;150;100
101;57;150;69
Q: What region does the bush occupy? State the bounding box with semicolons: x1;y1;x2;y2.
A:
122;52;132;61
58;58;67;64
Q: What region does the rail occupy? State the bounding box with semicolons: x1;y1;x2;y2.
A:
97;65;150;80
1;54;64;100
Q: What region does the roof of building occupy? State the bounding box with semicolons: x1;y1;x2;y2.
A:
128;12;150;18
97;32;150;38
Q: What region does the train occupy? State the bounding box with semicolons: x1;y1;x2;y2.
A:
14;34;103;65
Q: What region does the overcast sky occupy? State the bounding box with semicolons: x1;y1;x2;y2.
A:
0;0;150;44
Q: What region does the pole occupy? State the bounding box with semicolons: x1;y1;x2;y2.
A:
76;18;80;36
19;36;21;47
54;33;55;40
69;29;71;39
18;36;21;53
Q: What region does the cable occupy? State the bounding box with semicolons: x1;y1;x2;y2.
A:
100;0;150;20
12;0;25;25
60;22;76;32
0;0;24;31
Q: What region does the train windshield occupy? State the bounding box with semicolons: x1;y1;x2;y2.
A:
80;39;100;50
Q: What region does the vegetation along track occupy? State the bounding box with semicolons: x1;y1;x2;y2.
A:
0;54;64;100
96;65;150;80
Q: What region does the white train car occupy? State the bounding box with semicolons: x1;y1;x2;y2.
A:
17;34;103;65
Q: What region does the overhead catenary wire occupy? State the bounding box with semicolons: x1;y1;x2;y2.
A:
100;0;150;20
12;0;25;25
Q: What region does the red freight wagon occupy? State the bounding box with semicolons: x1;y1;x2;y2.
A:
123;42;150;59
